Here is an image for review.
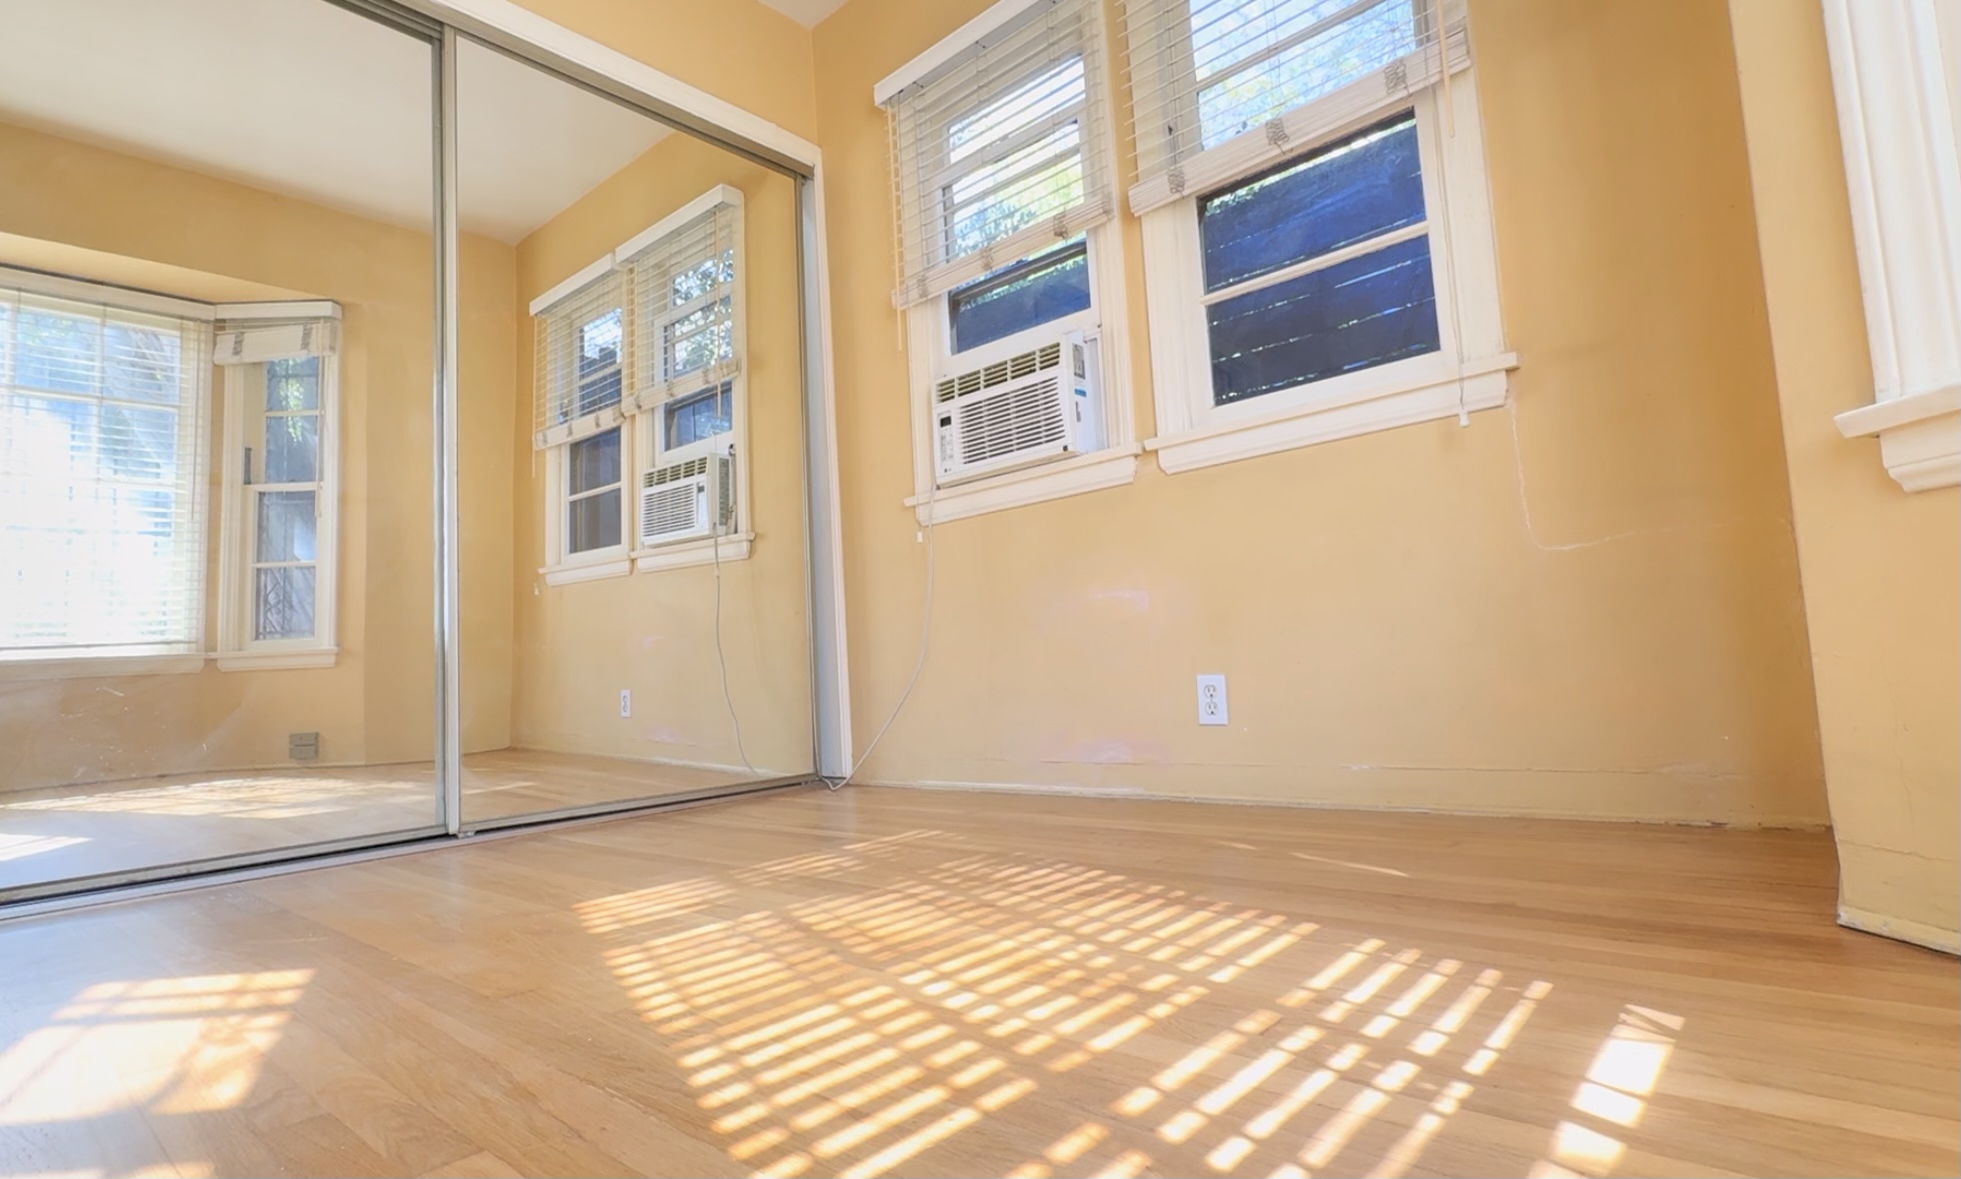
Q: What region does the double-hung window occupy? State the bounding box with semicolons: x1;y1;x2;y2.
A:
1122;0;1514;473
880;0;1138;524
532;187;747;583
0;276;210;666
214;311;341;667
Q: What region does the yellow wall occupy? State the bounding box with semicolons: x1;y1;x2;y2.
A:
508;133;813;775
507;0;818;142
810;0;1831;824
1728;0;1960;947
0;119;514;790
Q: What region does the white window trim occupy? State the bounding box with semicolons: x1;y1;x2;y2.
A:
903;222;1137;525
215;304;343;670
0;267;218;677
537;185;754;583
1820;0;1961;493
1139;64;1514;475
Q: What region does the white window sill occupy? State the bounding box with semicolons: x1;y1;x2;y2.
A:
0;653;205;681
215;648;338;672
1146;355;1517;475
633;531;754;573
1834;383;1960;493
541;556;632;587
904;445;1142;526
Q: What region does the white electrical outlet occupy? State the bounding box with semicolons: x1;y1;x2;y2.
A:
1196;674;1228;725
619;689;632;718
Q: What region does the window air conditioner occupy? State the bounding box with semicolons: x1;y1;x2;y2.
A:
639;451;734;547
934;330;1101;483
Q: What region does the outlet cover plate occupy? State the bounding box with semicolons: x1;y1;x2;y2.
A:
1196;674;1228;725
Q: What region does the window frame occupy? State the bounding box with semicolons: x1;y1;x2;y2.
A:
536;186;753;584
1140;63;1515;475
0;269;215;677
213;307;343;671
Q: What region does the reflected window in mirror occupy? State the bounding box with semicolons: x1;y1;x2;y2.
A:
214;313;341;669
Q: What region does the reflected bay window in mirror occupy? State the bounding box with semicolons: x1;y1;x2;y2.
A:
628;194;742;472
534;270;629;573
0;274;210;666
881;0;1134;509
215;312;341;667
1122;0;1513;466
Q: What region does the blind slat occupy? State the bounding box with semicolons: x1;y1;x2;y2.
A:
624;202;741;417
1119;0;1467;214
0;287;209;656
883;0;1116;309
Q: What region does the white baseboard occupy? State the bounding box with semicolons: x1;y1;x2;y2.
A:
858;776;1832;830
1838;904;1961;955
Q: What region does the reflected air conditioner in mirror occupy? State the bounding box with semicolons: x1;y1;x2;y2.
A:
933;331;1101;484
639;451;734;547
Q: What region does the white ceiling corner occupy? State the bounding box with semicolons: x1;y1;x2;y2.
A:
755;0;851;28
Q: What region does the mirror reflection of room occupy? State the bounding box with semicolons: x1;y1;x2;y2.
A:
0;0;442;894
455;39;814;826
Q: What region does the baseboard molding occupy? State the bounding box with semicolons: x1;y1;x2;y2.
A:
858;776;1833;830
1838;904;1961;955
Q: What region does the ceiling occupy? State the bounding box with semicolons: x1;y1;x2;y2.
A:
0;0;671;244
756;0;851;27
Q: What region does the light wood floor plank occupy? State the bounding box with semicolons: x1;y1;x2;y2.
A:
0;785;1953;1178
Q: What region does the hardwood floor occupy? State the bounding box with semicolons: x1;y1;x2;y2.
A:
0;786;1953;1179
0;749;775;892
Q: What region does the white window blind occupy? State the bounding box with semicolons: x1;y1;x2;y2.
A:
882;0;1116;309
532;270;625;450
623;200;741;415
0;285;210;657
1119;0;1467;214
213;318;337;365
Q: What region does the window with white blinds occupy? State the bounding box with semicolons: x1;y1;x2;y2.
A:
623;200;740;427
0;284;210;659
1119;0;1467;213
881;0;1116;308
532;269;626;451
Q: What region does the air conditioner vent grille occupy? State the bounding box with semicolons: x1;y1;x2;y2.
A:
934;340;1063;403
953;374;1067;465
641;481;701;539
646;455;709;487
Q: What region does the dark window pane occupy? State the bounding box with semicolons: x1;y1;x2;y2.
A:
105;324;182;404
265;356;320;410
665;382;733;449
100;404;178;481
1207;234;1440;405
577;308;622;414
568;428;620;495
265;413;319;483
257;490;317;563
255;565;316;641
1200;115;1424;292
568;487;621;554
948;241;1091;354
15;309;97;394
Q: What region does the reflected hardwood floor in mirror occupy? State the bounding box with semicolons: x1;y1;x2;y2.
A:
0;786;1954;1179
0;750;767;890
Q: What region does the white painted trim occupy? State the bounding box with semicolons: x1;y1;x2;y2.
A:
1147;364;1511;474
905;444;1140;524
1820;0;1961;491
0;654;205;681
873;0;1049;106
529;255;616;317
415;0;818;169
615;184;743;262
541;557;631;586
215;649;339;672
632;531;754;572
1834;384;1961;491
1839;903;1961;955
0;264;217;320
217;300;341;322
